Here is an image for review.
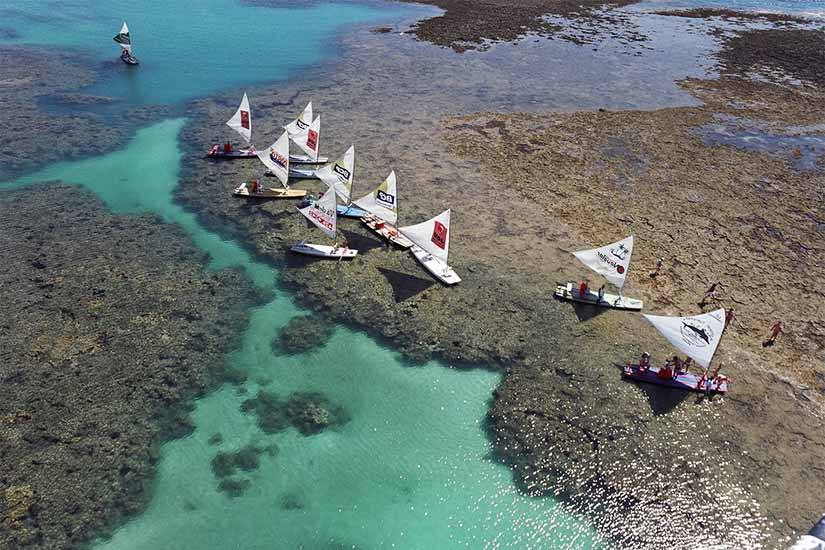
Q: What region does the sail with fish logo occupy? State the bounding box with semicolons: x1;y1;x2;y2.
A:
643;309;725;368
291;116;320;162
226;93;252;144
354;170;398;225
573;236;633;289
256;131;290;187
315;145;354;203
285;102;313;138
297;186;337;239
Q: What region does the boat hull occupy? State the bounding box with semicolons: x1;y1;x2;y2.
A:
290;154;329;165
207;149;256;159
623;363;728;393
410;245;460;285
287;167;318;180
291;243;358;259
361;214;413;248
233;182;306;199
554;282;643;310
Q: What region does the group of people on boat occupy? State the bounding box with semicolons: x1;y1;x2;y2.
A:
638;351;726;389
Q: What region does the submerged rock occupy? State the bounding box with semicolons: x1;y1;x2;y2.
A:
241;390;348;436
217;478;251;498
273;315;334;355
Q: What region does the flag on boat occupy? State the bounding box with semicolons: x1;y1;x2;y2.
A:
573;235;634;289
643;309;725;368
297;187;337;239
226;93;252;144
354;171;398;225
113;21;132;52
257;131;290;187
400;209;451;265
316;145;354;203
285;102;313;138
291;116;320;161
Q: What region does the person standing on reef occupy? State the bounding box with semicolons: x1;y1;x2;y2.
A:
725;308;735;329
597;285;605;304
699;281;721;308
765;321;784;346
649;257;664;278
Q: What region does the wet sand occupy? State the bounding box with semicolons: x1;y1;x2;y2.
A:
0;186;261;549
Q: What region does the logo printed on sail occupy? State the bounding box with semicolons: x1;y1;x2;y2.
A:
309;205;334;230
306;130;318;151
680;319;714;348
376;190;395;208
296;119;309;131
431;221;447;250
597;250;625;274
270;150;288;169
240;111;250;130
611;243;630;261
333;163;351;182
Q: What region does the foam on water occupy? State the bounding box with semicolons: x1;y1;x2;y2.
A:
2;120;607;549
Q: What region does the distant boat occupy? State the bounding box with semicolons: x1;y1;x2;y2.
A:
400;209;460;285
554;236;643;310
355;171;413;248
113;21;138;65
291;184;357;259
284;102;328;165
623;309;729;394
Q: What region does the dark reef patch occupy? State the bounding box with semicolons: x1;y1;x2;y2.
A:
717;28;825;86
653;8;812;24
0;185;262;550
274;315;334;355
241;390;349;436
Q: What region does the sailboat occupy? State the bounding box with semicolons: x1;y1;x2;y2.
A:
355;171;412;248
233;131;306;199
284;103;328;165
623;309;729;393
207;93;256;158
291;186;358;259
113;21;138;65
285;116;324;177
311;145;369;218
400;209;460;285
554;236;643;311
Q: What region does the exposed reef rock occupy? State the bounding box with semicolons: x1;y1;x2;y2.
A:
274;315;334;355
0;185;262;550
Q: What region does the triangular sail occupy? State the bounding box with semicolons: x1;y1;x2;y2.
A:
315;145;354;203
291;116;320;161
354;171;398;225
113;21;132;52
400;209;451;265
572;235;634;289
643;309;725;369
297;187;337;240
256;131;290;187
285;102;313;138
226;93;252;144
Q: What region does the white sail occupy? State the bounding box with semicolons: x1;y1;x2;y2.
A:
114;21;132;52
285;102;313;137
256;131;290;187
297;187;337;240
315;145;354;203
572;235;633;289
291;116;320;161
643;309;726;369
226;93;252;144
354;171;398;225
400;209;451;265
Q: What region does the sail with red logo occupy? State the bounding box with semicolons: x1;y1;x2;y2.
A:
226;93;252;144
554;235;643;310
284;102;313;138
291;116;321;162
400;209;460;285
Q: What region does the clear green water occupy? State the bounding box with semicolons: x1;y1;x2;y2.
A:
0;0;421;105
4;121;605;549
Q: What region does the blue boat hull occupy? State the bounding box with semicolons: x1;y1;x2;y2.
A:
623;364;728;393
337;204;369;218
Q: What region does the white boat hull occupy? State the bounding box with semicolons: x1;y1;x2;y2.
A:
233;182;306;199
410;245;460;285
554;282;643;310
289;154;328;165
291;242;358;259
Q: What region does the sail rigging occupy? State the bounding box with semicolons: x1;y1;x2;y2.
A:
400;209;451;265
113;21;132;53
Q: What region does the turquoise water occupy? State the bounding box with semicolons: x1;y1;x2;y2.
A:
3;120;605;549
0;0;421;105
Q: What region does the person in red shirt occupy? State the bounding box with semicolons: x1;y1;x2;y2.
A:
578;281;588;298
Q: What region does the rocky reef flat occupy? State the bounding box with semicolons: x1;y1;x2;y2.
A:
0;185;261;549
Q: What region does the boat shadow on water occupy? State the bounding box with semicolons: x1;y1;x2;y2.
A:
568;301;610;322
377;267;435;303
